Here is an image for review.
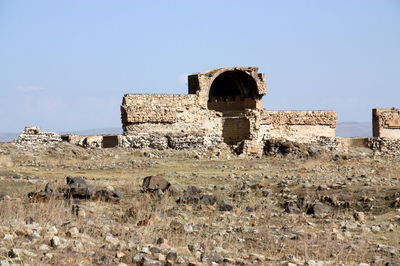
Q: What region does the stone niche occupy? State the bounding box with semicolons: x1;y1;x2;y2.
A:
373;108;400;138
188;66;266;111
121;67;337;150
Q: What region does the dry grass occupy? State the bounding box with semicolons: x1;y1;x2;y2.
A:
0;143;399;264
0;198;75;227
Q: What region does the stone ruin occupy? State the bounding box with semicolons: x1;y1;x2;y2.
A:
10;67;400;156
372;108;400;138
61;135;123;149
120;67;336;154
13;126;62;144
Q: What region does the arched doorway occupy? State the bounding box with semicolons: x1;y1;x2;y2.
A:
207;70;259;144
207;70;258;112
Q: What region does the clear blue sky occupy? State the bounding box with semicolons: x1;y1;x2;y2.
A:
1;0;399;132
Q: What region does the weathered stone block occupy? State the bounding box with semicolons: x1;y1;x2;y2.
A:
372;108;400;138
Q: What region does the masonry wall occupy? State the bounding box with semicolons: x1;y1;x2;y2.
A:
121;94;223;136
120;68;338;151
372;108;400;138
260;110;337;142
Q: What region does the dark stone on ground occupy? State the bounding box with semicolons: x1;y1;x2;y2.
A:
93;190;121;202
166;251;177;261
142;176;171;193
65;176;93;199
200;194;217;205
307;202;333;215
201;252;224;263
284;201;302;214
219;200;233;212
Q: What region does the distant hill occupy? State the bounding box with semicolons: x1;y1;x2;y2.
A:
0;133;18;143
336;122;371;138
0;123;372;143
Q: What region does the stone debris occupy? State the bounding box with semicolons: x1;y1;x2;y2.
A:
65;176;93;199
27;176;121;203
176;186;217;206
367;137;400;157
264;138;323;157
141;176;171;193
2;121;400;265
13;126;61;144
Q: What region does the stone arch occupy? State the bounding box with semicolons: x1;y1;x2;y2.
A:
207;70;259;111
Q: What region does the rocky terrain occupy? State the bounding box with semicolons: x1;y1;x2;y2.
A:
0;142;399;265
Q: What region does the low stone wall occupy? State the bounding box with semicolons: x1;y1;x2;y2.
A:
61;135;124;148
260;110;337;142
123;133;223;150
372;108;400;138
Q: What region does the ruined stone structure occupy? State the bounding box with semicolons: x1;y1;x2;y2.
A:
121;67;337;152
10;70;400;156
61;134;123;148
13;126;62;144
372;108;400;138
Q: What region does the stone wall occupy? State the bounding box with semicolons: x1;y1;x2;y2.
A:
372;108;400;138
120;67;338;152
61;134;124;148
121;94;223;136
367;137;400;156
13;126;62;144
260;111;337;142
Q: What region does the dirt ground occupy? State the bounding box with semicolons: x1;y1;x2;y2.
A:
0;142;399;265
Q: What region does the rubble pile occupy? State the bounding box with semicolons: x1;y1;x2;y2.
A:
13;126;61;145
367;137;400;156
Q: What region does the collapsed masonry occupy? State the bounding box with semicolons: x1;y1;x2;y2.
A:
121;67;337;153
13;126;62;144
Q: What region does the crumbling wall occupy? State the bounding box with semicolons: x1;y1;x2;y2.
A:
121;94;222;136
121;94;225;149
367;137;400;156
61;134;124;148
119;68;338;152
13;126;62;144
372;108;400;138
260;111;337;142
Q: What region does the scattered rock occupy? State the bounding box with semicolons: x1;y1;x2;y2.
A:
166;251;177;262
7;249;19;259
201;252;224;263
66;227;79;238
307;203;332;216
354;211;365;222
284;201;302;214
93;189;121;202
142;176;171;193
50;236;60;248
0;194;11;201
105;234;120;246
46;226;58;235
65;176;93;199
219;200;233;212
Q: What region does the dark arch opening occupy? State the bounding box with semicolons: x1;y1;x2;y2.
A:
208;71;258;111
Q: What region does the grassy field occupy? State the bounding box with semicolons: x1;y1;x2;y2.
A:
0;142;399;265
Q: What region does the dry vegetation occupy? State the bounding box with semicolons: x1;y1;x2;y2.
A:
0;142;399;265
